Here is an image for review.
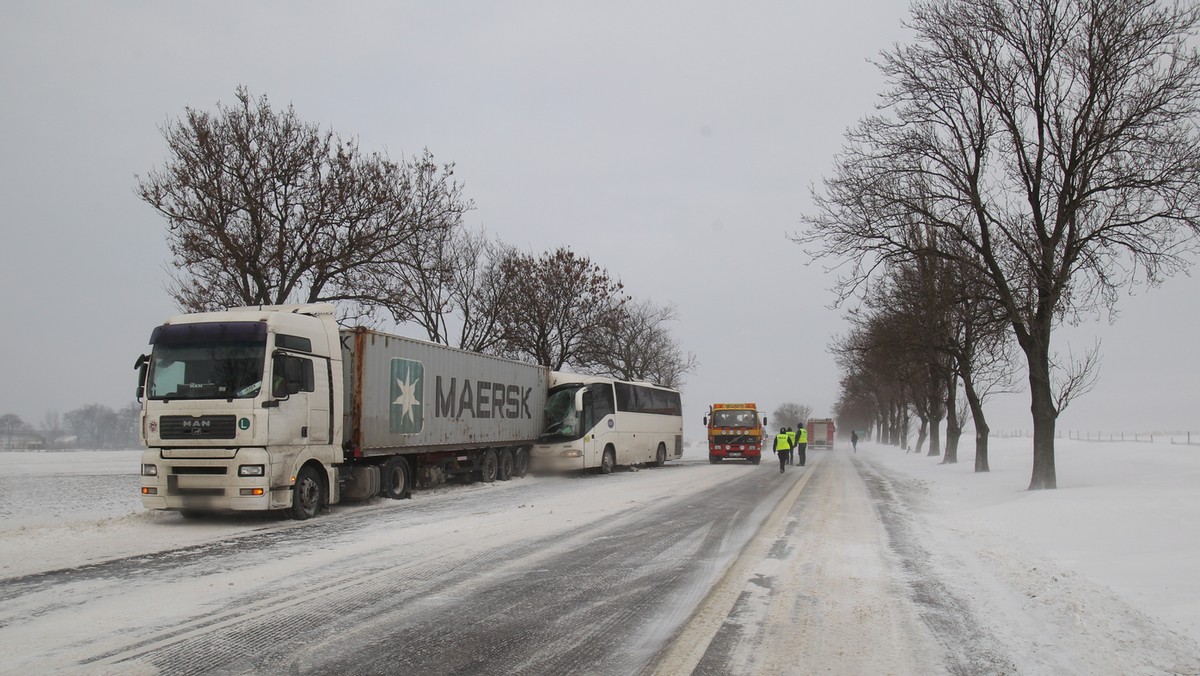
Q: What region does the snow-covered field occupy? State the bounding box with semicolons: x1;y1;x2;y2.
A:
1;438;1198;673
865;436;1200;649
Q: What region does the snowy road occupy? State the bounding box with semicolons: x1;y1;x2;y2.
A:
1;456;792;675
2;446;1197;675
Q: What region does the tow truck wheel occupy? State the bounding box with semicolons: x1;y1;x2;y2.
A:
497;448;514;481
479;449;499;483
512;448;530;478
381;456;411;499
287;465;324;520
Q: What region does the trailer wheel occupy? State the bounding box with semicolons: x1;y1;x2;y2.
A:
479;449;499;483
512;448;530;478
497;448;514;481
599;446;616;474
381;456;411;500
653;443;667;467
286;465;324;520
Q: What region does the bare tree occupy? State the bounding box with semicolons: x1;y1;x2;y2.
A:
495;248;627;370
1;413;30;449
63;404;123;449
137;87;471;323
800;0;1200;489
771;402;813;430
581;299;698;387
449;231;518;354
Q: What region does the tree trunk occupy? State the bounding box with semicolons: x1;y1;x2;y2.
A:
942;379;960;464
1023;335;1058;490
927;410;942;456
915;417;928;454
961;372;990;472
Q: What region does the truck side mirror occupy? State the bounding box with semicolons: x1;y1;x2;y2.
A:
762;417;768;426
702;416;708;426
133;354;148;402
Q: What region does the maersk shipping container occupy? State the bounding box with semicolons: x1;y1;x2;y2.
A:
341;327;549;456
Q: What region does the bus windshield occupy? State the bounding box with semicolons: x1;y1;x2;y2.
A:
147;322;268;400
540;385;584;441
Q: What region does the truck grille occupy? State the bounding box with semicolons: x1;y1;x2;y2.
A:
714;434;757;445
159;415;238;440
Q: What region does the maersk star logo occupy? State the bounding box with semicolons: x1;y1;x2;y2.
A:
390;358;424;434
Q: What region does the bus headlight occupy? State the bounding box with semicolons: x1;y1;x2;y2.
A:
141;464;157;477
238;464;265;477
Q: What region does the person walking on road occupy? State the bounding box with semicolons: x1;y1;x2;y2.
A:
785;427;797;465
851;430;859;453
796;423;808;466
774;427;792;473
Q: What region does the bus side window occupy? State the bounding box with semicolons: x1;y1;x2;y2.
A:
590;382;615;420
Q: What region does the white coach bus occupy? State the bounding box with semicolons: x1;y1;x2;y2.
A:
530;374;683;473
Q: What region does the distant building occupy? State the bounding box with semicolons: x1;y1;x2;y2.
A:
2;432;46;450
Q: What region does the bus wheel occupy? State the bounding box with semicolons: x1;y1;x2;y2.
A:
479;449;499;483
287;465;324;520
654;443;667;467
497;448;514;481
599;446;616;474
381;456;411;500
512;448;530;478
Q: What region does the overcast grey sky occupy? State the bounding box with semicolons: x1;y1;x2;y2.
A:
2;2;1197;440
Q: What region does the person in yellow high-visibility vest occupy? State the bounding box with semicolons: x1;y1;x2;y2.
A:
796;423;809;466
773;427;792;473
784;427;797;465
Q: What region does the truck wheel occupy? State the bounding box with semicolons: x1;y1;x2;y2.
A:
286;465;324;520
381;456;411;500
750;456;761;465
497;448;514;481
512;448;530;478
709;455;722;464
479;449;499;483
599;446;616;475
653;443;667;467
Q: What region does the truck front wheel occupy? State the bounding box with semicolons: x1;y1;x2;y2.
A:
381;456;411;500
287;465;324;520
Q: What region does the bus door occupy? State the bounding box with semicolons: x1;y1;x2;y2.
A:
581;382;617;468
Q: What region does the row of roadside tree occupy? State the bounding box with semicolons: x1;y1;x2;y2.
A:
800;0;1200;489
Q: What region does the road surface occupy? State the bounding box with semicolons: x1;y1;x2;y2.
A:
1;450;1012;674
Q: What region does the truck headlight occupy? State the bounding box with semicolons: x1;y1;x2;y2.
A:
238;464;265;477
141;464;157;477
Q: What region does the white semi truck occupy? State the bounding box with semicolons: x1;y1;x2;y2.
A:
135;303;549;519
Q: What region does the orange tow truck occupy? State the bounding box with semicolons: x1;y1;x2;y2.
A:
703;403;766;464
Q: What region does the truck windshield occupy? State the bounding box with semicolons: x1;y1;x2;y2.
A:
147;322;268;400
712;410;758;428
539;385;583;441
